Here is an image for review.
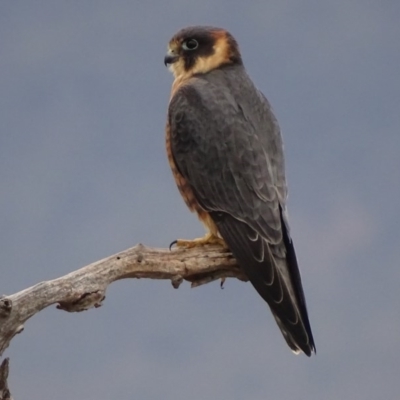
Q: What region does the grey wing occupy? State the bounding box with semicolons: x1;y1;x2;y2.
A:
168;79;315;356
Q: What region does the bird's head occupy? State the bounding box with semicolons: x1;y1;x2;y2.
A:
164;26;242;80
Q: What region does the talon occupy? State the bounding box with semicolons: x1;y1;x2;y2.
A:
171;233;227;249
169;240;178;251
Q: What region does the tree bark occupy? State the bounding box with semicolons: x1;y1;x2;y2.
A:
0;243;246;357
0;358;12;400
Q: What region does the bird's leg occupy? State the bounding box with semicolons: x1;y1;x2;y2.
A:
171;232;227;249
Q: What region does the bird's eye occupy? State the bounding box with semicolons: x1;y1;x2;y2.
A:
182;39;199;51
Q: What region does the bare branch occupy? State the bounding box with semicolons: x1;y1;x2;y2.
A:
0;358;12;400
0;243;246;356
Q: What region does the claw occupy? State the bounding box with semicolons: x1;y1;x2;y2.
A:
169;233;227;251
175;233;226;248
169;240;178;251
220;277;226;289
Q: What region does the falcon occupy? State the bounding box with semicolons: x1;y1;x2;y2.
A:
164;26;316;356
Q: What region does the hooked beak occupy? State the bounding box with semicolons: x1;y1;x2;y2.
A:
164;50;179;67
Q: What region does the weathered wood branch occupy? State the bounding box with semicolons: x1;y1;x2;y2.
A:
0;358;12;400
0;244;246;357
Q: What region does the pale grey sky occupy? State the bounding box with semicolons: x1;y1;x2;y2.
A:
1;1;399;399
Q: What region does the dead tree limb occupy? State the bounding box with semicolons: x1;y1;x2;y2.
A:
0;243;246;356
0;358;12;400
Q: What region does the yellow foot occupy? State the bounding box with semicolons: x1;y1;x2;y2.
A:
170;233;227;250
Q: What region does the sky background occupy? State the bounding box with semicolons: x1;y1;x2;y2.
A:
1;1;399;399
